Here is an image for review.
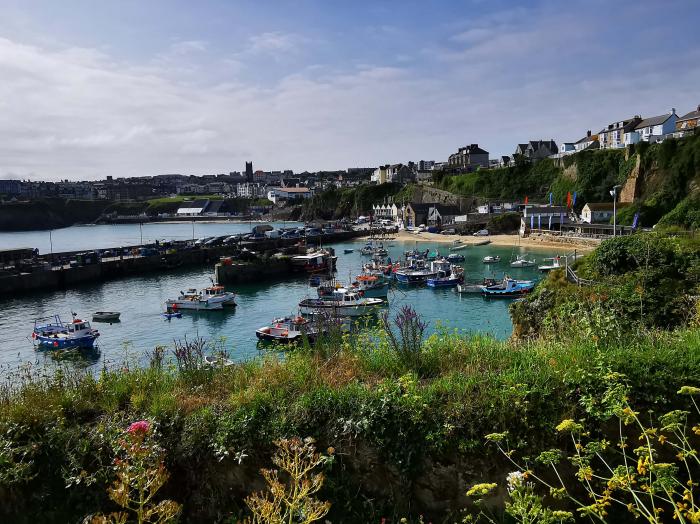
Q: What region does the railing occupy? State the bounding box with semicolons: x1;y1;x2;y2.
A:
563;251;596;286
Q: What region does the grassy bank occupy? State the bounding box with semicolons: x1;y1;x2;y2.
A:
1;327;699;523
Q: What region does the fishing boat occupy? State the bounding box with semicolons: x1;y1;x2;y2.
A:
351;274;390;299
447;253;465;263
483;255;501;264
162;311;182;320
394;259;438;284
450;242;468;251
426;262;464;288
299;288;384;317
538;256;562;272
92;311;120;323
343;248;354;254
256;316;318;343
291;249;337;272
32;314;100;349
510;254;536;268
165;286;236;311
480;277;535;298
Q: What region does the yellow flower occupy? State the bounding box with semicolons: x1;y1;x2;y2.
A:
678;386;700;395
556;419;583;433
466;482;497;498
659;435;668;445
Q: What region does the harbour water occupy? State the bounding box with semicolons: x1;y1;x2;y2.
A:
0;223;562;373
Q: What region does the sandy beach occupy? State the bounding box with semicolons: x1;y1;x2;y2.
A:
360;230;598;252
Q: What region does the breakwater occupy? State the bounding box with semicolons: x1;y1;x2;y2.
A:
0;230;363;296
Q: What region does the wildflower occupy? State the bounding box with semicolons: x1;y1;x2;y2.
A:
678;386;700;395
659;434;668;445
466;483;497;498
234;450;248;464
551;510;574;522
327;447;335;455
484;432;507;443
556;419;583;433
126;420;150;435
506;471;525;492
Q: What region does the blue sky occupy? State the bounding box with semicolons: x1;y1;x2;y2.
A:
1;0;699;179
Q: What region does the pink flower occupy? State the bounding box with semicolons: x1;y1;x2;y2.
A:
126;420;150;435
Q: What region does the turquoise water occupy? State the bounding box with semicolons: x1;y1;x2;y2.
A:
0;224;563;374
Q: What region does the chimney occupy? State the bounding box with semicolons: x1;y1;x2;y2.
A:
671;108;676;115
587;130;591;137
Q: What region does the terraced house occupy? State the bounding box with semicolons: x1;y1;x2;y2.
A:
597;116;642;149
447;144;489;171
675;104;700;138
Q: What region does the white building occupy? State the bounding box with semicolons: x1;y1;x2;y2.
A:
580;202;629;223
236;182;265;199
625;110;678;145
267;187;312;204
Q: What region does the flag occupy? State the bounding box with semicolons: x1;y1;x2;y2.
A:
549;192;553;205
560;211;564;225
572;191;577;207
530;215;534;229
538;215;541;229
548;214;552;229
632;212;639;230
566;191;572;208
524;196;529;205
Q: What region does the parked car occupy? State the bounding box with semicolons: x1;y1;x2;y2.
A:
473;229;490;237
441;228;456;235
195;237;213;247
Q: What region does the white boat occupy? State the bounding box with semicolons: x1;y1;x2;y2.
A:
92;311;121;322
299;288;384;317
473;239;491;246
166;286;236;311
510;255;536;268
538;256;563;271
450;243;468;251
256;316;318;343
483;255;501;264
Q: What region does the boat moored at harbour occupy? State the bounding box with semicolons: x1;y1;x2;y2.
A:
299;288;384;317
480;277;535;297
256;316;318;343
32;314;100;349
483;255;501;264
510;254;536;268
538;256;562;271
426;261;464;288
92;311;121;323
351;274;390;298
166;286;236;311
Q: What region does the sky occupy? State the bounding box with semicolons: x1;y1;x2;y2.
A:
0;0;699;181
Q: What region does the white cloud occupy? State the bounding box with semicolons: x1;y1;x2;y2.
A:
0;4;699;182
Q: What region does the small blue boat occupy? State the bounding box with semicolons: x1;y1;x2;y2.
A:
447;253;465;263
32;314;100;349
162;312;182;320
480;277;535;298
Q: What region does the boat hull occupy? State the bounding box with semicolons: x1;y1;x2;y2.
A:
481;288;533;298
298;300;383;317
426;278;462;288
357;283;390;298
255;330;316;343
166;300;223;311
395;271;437;284
35;334;99;349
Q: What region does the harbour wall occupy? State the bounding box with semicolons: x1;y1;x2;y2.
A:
0;230;364;296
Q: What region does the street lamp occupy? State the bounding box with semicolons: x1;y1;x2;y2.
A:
609;185;622;237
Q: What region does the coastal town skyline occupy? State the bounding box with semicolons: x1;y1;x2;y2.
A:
1;0;699;180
